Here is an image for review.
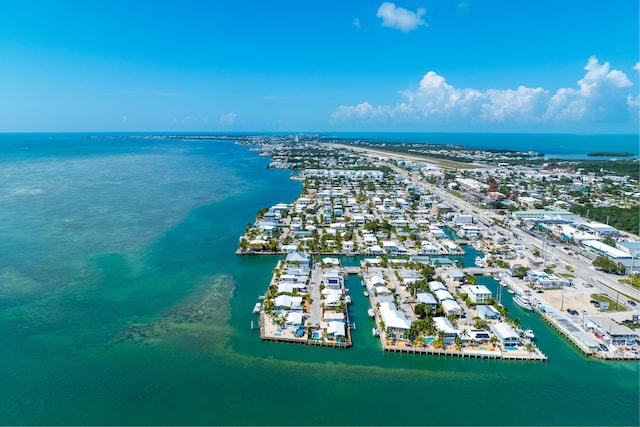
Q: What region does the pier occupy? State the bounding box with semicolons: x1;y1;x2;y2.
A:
381;342;547;361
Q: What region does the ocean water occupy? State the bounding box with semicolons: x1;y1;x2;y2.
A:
0;134;638;426
326;132;640;159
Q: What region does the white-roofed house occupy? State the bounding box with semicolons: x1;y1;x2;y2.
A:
323;270;344;290
434;317;459;344
286;251;310;267
416;292;438;310
441;299;463;317
460;285;492;304
447;269;465;282
274;295;303;311
428;281;446;293
326;321;346;340
285;311;303;328
379;301;411;339
490;322;521;346
369;272;386;288
434;289;454;303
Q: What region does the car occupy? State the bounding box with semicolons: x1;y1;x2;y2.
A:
628;300;637;307
599;343;609;352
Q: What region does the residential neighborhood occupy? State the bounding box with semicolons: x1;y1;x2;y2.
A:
238;135;639;360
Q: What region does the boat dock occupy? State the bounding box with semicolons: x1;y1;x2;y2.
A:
381;342;547;361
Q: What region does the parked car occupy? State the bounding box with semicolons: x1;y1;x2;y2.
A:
599;343;609;352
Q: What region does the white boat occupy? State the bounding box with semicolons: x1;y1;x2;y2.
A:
372;328;379;337
345;296;352;304
252;303;261;314
367;309;375;317
513;294;533;311
363;291;369;297
524;329;536;340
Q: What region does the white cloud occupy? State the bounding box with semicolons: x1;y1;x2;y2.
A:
544;56;632;122
331;57;637;126
634;62;640;72
376;2;427;33
353;17;361;29
219;112;236;124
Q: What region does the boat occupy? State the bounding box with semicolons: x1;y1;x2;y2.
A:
513;294;533;311
363;291;369;297
345;296;352;304
372;328;379;337
252;302;261;314
524;330;536;341
367;308;375;317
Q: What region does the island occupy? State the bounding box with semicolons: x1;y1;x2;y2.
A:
235;135;639;361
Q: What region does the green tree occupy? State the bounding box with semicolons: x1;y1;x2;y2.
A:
414;303;431;319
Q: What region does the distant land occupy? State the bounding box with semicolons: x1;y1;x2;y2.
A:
587;151;635;157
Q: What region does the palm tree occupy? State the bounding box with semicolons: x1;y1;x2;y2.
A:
512;317;521;330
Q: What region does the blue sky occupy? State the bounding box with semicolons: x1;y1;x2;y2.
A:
0;0;638;133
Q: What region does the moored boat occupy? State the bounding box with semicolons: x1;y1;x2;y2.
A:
367;308;375;317
513;294;533;311
252;302;261;314
524;329;536;340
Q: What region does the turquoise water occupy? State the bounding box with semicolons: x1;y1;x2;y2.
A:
0;134;638;426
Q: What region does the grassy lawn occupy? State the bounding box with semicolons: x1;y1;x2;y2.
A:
590;293;627;312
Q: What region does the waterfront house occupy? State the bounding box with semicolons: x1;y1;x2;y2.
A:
285;311;303;328
460;329;491;344
326;321;346;340
323;311;346;323
277;281;307;294
460;285;492;304
433;317;459;344
274;295;303;311
420;241;441;255
476;304;501;320
379;302;411;339
286;252;310;267
322;291;341;308
459;224;481;239
342;241;354;253
490;322;521;346
587;316;638;347
322;270;344;290
368;272;386;287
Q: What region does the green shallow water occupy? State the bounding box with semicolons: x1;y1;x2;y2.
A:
0;135;638;426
